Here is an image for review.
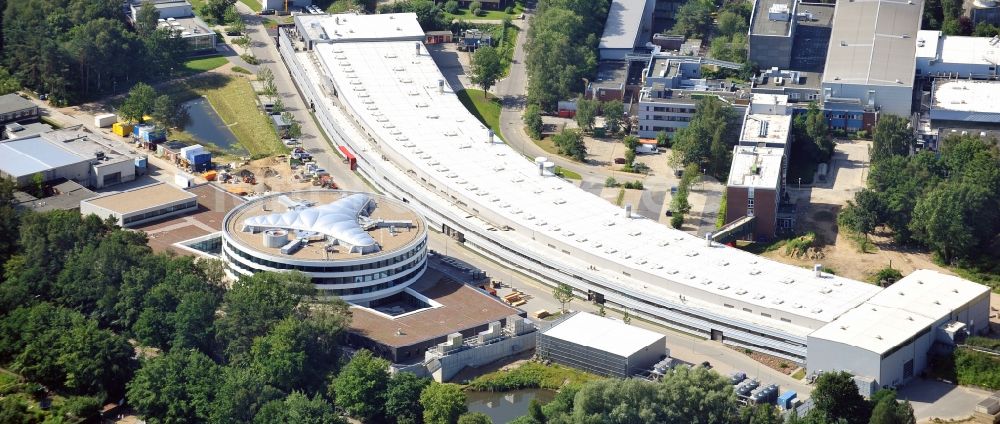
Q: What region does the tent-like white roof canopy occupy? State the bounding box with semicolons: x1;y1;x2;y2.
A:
242;193;379;253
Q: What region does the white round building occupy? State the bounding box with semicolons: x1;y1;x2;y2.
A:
221;190;427;304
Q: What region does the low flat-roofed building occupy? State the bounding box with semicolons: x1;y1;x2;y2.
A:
636;59;751;138
130;1;216;52
3;121;54;140
295;13;425;49
808;269;990;391
916;30;1000;79
0;94;39;126
80;182;199;227
599;0;656;60
346;272;521;363
821;0;922;117
741;94;793;148
749;0;799;69
0;127;136;189
14;180;96;213
537;312;667;378
930;79;1000;123
262;0;312;11
752;69;823;104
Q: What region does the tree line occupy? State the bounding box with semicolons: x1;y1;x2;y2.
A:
670;96;741;179
0;180;476;423
524;0;608;111
838;115;1000;277
1;0;204;104
502;369;914;424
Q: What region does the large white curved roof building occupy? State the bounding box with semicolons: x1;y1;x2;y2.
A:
278;13;988;369
222;190;427;304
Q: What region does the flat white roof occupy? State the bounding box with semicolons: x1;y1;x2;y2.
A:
298;13;425;43
810;269;989;354
932;80;1000;113
821;0;921;87
313;34;883;330
808;302;935;355
740;113;791;146
82;182;196;215
543;312;664;357
599;0;650;50
728;146;784;189
0;136;86;178
916;30;1000;67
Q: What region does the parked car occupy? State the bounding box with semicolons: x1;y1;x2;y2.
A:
258;8;275;15
614;157;626;164
670;186;678;194
700;361;712;369
282;138;300;146
674;169;683;177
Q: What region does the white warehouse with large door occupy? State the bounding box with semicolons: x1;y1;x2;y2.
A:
808;270;989;393
537;312;667;378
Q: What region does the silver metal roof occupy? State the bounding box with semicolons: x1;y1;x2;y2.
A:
242;193;380;253
0;136;86;178
821;0;922;87
599;0;652;50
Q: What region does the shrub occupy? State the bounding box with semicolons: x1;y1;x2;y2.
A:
473;7;482;16
622;181;644;190
470;1;482;14
670;213;684;229
504;6;514;13
783;232;816;257
231;66;251;74
605;176;618;187
444;0;459;14
240;54;260;65
872;267;903;287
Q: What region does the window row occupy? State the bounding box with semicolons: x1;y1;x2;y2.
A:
226;238;426;273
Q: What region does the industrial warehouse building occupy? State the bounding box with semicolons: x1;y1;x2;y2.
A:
598;0;656;60
278;13;989;374
0;94;39;126
221;190;428;304
916;30;1000;79
80;182;199;227
808;270;989;393
538;312;667;378
748;0;798;69
821;0;922;119
0;127;137;189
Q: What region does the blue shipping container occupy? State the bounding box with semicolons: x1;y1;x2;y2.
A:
192;152;211;165
134;156;148;168
778;391;797;410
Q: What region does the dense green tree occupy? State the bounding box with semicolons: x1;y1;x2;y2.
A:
553;282;574;312
805;102;834;159
200;0;237;24
152;94;187;129
838;189;884;240
870;115;913;164
552;128;587;161
872;267;904;287
528;398;546;423
420;383;467;424
709;34;748;64
671;96;738;177
739;404;781;424
524;104;544;139
602;100;624;134
377;0;447;31
127;350;221;424
717;11;749;37
210;367;285;424
657;366;738;423
910;182;997;263
215;271;313;363
0;178;19;266
471;46;503;96
524;0;604;110
0;397;33;424
812;371;870;424
332;349;391;421
575;98;599;131
253;392;344;424
868;390;915;424
250;310;348;393
119;83;158;123
66;19;144;96
0;67;19;95
458;412;493;424
135;1;161;37
385;372;432;424
671;0;714;37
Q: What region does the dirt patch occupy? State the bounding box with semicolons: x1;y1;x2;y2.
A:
729;346;797;375
220;156;332;195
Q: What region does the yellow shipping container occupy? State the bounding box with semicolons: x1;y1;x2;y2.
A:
112;122;133;137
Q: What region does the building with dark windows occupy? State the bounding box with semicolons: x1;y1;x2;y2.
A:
221;190;428;305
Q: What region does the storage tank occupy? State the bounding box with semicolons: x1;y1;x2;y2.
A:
263;229;289;248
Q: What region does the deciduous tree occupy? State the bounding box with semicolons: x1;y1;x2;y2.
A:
524;104;543;139
385;371;432;424
420;383;467;424
602;100;624;134
127;349;220;424
331;349;390;421
553;283;574;312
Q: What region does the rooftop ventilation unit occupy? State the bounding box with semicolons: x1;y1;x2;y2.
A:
819;287;833;294
736;289;748;295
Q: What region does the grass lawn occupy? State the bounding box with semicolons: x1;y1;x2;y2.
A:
457;89;504;142
444;4;523;21
533;136;560;156
466;361;600;391
163;74;285;158
183;55;229;74
239;0;263;11
555;166;581;180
